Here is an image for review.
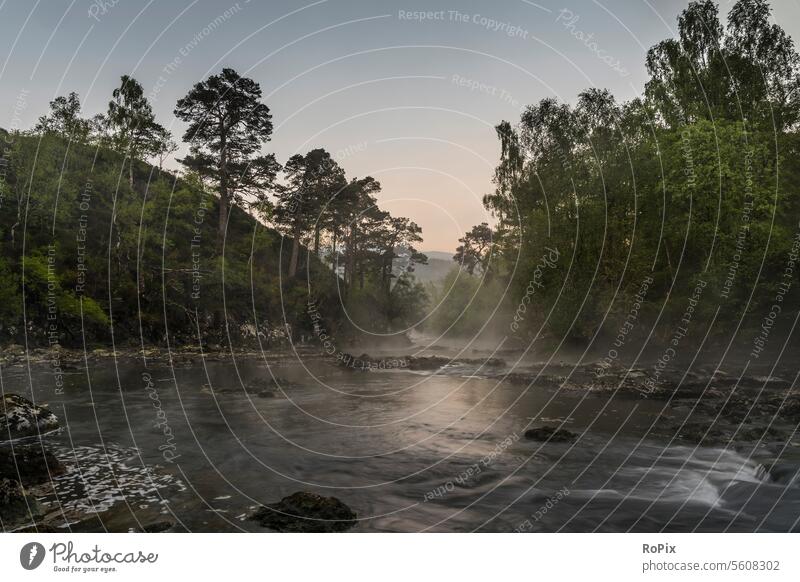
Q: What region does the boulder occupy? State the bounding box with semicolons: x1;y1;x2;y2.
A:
0;445;66;486
250;491;357;532
1;394;59;440
524;426;578;443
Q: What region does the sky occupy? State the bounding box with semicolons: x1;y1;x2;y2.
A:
2;0;800;252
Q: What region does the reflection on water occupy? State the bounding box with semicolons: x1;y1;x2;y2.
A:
4;352;800;532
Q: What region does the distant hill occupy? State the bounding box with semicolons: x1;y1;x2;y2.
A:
391;248;454;286
409;251;455;285
424;251;456;262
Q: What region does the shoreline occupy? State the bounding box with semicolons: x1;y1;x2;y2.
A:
0;343;330;369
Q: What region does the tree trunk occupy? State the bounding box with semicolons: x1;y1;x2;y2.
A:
218;194;229;252
331;230;340;278
217;128;229;253
384;254;393;296
346;226;356;292
289;222;301;278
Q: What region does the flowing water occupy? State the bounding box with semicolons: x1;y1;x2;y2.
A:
3;348;800;532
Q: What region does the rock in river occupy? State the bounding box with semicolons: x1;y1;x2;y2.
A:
524;426;578;443
0;445;66;486
1;394;59;440
0;477;39;524
250;491;357;532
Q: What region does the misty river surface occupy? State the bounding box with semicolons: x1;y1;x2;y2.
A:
5;350;800;532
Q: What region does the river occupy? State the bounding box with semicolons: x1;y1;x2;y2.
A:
4;346;800;532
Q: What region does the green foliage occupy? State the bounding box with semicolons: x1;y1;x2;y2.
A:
477;0;800;344
426;268;511;337
342;273;428;334
0;131;336;346
33;92;91;142
103;75;173;186
0;256;21;330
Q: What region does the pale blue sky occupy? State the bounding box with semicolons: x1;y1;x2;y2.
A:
2;0;799;250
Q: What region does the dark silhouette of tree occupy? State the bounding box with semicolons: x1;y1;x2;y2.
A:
453;223;493;275
485;120;524;221
174;67;275;251
336;177;381;289
273;149;346;277
372;215;425;294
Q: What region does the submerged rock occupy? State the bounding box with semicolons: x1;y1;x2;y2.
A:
64;514;108;533
675;422;727;445
201;383;238;395
137;520;175;533
14;523;61;533
250;491;357;532
738;425;785;442
406;356;449;370
1;394;59;440
524;426;578;443
247;377;290;397
0;445;66;486
0;478;39;524
767;463;800;486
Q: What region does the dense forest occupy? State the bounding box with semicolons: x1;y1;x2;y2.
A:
0;71;427;348
433;0;800;356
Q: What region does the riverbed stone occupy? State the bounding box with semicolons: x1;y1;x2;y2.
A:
1;394;59;440
0;445;66;485
250;491;357;532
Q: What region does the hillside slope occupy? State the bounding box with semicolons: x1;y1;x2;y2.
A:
0;129;339;347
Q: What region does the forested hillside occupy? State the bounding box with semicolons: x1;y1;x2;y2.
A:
0;128;329;347
0;66;432;348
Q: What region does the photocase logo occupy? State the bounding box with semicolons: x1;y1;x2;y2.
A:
20;542;46;570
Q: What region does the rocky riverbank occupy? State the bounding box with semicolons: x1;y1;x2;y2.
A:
0;343;329;370
0;394;63;529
